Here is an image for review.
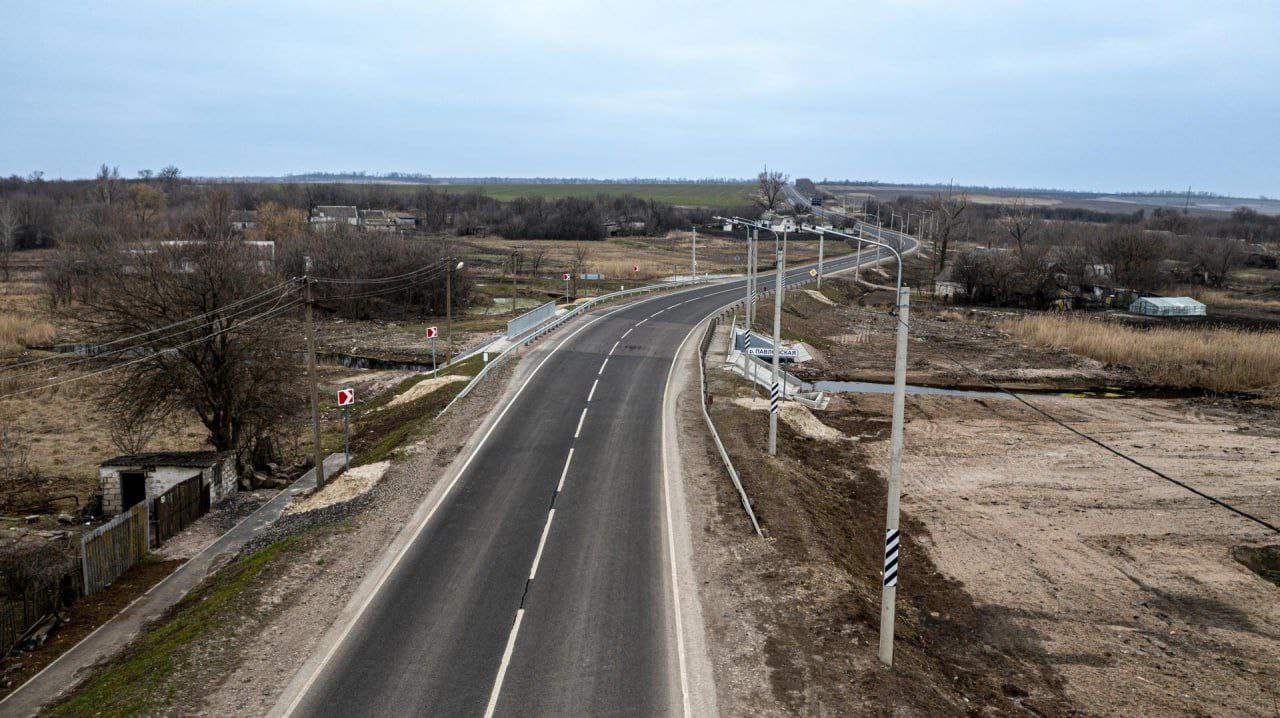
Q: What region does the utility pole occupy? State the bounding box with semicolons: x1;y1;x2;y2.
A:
445;259;453;363
879;286;910;666
817;229;825;289
768;233;785;456
302;257;326;489
691;226;698;280
510;249;519;316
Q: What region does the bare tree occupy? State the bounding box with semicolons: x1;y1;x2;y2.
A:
95;164;121;205
0;202;19;281
127;183;166;240
1182;234;1244;287
107;405;168;455
928;193;969;273
526;246;548;275
569;246;591;296
158;165;183;195
137;169;155;181
998;201;1042;258
0;422;49;513
1089;225;1165;291
755;168;789;213
57;235;301;459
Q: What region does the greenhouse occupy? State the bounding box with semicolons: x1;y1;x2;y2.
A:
1128;296;1207;317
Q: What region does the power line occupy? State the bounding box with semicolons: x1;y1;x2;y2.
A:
0;280;299;376
310;262;445;285
0;283;302;378
889;312;1280;536
0;297;302;401
314;266;448;302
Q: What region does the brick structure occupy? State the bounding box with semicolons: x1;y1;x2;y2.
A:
98;451;238;517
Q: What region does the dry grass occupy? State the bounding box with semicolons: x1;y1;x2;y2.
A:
1006;315;1280;393
0;314;56;356
1184;287;1280;312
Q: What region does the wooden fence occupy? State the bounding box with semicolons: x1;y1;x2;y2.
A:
150;475;208;548
81;502;149;596
0;573;79;657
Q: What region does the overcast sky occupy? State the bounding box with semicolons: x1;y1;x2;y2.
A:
2;1;1277;195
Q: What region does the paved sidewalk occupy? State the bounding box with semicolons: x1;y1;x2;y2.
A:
0;453;347;718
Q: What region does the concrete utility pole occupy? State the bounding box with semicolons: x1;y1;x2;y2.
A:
768;230;784;456
691;226;698;280
798;223;909;667
817;229;825;289
444;259;464;363
302;258;325;489
880;286;910;666
510;250;519;316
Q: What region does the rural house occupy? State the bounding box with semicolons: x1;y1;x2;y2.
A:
309;205;359;229
98;451;238;517
358;209;397;232
229;209;258;231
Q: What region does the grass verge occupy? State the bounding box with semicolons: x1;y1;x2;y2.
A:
45;535;309;718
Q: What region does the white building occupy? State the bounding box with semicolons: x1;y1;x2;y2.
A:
99;451;238;517
309;205;360;229
1128;296;1207;317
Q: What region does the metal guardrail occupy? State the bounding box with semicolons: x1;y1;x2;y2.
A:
435;277;710;419
505;301;556;339
698;317;764;537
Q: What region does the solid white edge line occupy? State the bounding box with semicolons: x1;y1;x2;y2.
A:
557;448;574;492
609;340;619;355
483;608;526;718
278;303;623;718
587;379;598;402
574;407;588;438
528;508;556;581
275;249;899;717
598;357;609;375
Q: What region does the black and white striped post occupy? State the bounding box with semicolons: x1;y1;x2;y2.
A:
878;285;910;666
767;241;785;456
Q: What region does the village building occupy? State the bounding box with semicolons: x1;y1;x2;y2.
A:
309;205;359;229
358;209;397;232
229;209;258;231
98;451;238;517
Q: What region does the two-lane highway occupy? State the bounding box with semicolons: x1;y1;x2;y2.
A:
275;226;916;717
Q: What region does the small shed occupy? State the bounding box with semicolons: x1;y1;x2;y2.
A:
1128;296;1206;317
99;451;237;517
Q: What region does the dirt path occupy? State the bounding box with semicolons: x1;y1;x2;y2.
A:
866;391;1280;716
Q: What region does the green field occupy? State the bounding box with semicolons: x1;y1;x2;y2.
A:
428;183;753;206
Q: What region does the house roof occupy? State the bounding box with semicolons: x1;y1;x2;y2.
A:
313;206;358;219
102;451;233;469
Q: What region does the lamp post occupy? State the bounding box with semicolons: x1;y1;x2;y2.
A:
799;223;909;668
719;216;786;456
445;259;464;363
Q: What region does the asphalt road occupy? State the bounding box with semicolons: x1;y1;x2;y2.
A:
280;222;916;718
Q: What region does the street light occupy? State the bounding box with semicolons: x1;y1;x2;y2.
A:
716;215;787;457
445;259;464;363
799;222;910;669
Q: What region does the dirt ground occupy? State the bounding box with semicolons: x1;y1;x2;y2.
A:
878;391;1280;716
686;322;1075;716
696;281;1280;716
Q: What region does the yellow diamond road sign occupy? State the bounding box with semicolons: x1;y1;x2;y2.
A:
809;268;818;277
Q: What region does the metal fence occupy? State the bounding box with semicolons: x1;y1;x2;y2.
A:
506;301;556;339
436;277;708;419
698;316;764;537
81;502;149;596
150;475;208;548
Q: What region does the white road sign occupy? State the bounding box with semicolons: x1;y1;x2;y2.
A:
337;388;355;407
425;326;438;338
746;347;801;359
562;273;571;281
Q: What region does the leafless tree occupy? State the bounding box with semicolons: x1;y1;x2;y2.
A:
0;202;19;281
526;246;548;275
569;246;591;296
158;165;183;194
95;164;121;205
998;201;1042;258
1182;234;1244;287
127;183;166;240
755;168;789;213
928;193;969;273
56;235;301;459
1088;225;1165;291
0;422;49;513
106;405;168;455
137;169;155;181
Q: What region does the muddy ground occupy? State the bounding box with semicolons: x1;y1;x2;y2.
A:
696;280;1280;716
